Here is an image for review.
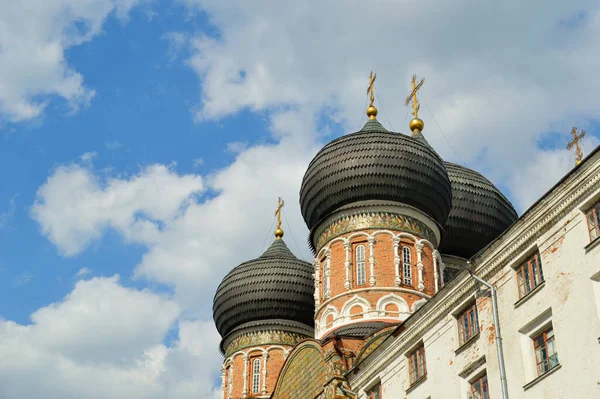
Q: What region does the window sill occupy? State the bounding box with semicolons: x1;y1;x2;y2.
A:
585;236;600;253
405;375;427;394
523;364;562;391
514;281;546;309
455;332;480;355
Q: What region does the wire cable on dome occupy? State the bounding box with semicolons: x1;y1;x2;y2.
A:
422;94;465;164
375;89;395;131
261;215;277;252
283;209;303;256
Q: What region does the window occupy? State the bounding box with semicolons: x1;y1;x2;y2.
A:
356;245;366;286
516;252;544;298
458;303;479;345
469;374;489;399
402;246;412;286
366;382;381;399
586;200;600;241
533;327;559;376
408;344;427;385
252;358;261;394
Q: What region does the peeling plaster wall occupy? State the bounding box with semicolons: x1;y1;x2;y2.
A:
347;153;600;399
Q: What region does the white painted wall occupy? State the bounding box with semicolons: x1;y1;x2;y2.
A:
348;154;600;399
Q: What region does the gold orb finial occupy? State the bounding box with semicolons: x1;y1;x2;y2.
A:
274;228;284;239
366;105;378;119
409;117;424;132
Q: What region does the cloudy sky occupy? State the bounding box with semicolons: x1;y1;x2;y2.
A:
1;1;599;398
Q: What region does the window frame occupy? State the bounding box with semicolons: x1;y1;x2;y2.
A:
408;344;427;385
586;200;600;241
458;303;479;345
252;358;261;394
516;252;544;299
366;382;381;399
533;327;559;376
470;373;490;399
356;244;367;286
402;246;413;286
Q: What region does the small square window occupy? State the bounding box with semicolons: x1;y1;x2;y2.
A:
533;327;559;376
408;344;427;385
586;200;600;241
470;373;490;399
516;252;544;298
366;382;381;399
458;303;479;345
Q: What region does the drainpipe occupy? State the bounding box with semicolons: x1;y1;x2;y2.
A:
465;261;509;399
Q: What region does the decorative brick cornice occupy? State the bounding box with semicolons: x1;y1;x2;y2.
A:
315;211;437;253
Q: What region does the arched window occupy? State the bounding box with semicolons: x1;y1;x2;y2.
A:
356;245;366;285
252;358;261;394
403;246;412;285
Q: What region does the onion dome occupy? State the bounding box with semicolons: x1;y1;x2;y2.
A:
299;119;452;231
212;238;315;339
439;162;518;258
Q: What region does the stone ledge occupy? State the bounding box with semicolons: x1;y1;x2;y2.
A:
523;364;562;391
514;281;546;309
585;236;600;253
405;374;427;394
455;332;480;356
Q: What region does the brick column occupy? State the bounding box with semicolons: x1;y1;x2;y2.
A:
313;259;320;307
393;237;401;286
368;236;376;286
261;351;269;395
242;354;249;397
433;250;440;292
416;242;425;292
324;249;331;299
344;240;351;290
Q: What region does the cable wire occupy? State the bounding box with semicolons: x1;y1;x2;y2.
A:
375;89;395;131
261;215;276;252
282;209;303;255
422;95;465;163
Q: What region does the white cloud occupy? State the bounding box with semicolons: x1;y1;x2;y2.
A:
0;276;220;399
75;267;92;278
0;0;144;123
11;271;33;287
180;0;600;210
31;163;204;256
80;152;98;162
0;195;17;229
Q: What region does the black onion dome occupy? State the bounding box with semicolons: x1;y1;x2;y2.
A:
439;162;518;258
213;239;315;338
300;119;452;230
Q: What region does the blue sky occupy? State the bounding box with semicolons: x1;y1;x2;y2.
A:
1;1;599;398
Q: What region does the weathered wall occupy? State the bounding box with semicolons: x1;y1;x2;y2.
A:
348;155;600;399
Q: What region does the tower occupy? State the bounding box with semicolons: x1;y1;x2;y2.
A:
212;205;314;399
299;74;453;339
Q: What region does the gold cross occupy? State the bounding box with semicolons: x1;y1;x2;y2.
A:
275;197;285;230
367;71;377;107
567;127;586;165
405;75;425;118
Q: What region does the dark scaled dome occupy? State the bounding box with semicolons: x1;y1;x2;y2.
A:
439;162;518;258
300;119;452;231
213;238;315;339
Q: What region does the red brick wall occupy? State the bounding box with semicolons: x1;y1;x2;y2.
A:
224;345;291;399
315;228;439;332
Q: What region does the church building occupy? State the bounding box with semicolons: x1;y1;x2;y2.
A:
212;74;600;399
